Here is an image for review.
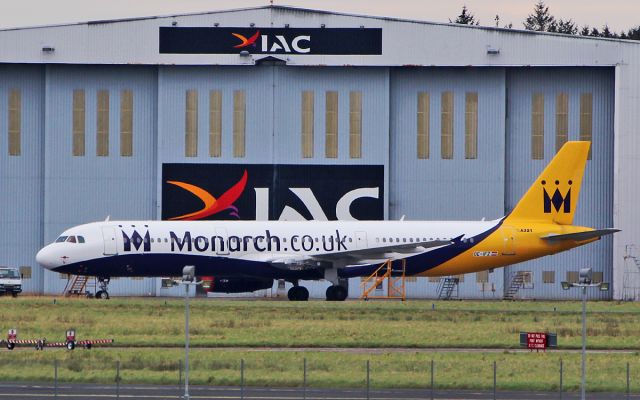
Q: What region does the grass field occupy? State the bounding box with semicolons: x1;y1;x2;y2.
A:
0;349;639;392
0;297;639;392
0;297;639;349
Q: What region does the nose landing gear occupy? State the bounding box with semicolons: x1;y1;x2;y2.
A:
95;277;110;299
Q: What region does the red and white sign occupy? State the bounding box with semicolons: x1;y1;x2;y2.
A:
527;332;547;350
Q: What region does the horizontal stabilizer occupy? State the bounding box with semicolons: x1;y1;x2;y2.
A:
541;229;620;242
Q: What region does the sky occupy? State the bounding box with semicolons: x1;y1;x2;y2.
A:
1;0;637;33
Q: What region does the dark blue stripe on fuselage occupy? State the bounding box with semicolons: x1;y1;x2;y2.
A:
53;253;324;281
338;219;504;278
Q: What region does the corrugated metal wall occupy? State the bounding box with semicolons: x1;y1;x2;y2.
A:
0;65;45;293
504;67;615;300
389;67;506;299
42;65;158;295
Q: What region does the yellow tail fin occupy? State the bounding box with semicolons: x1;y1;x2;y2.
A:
505;141;590;225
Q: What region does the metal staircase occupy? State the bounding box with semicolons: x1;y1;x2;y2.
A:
360;259;406;301
437;277;459;300
504;271;526;300
63;275;92;297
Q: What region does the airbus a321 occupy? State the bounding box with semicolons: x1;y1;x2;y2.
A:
36;141;618;301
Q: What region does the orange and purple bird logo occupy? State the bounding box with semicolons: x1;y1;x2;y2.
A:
166;170;248;220
231;31;260;48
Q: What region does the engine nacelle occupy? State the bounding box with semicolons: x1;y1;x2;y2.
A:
202;277;274;293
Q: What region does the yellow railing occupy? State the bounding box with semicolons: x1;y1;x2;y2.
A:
359;259;406;301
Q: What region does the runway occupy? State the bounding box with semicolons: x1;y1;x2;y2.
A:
0;382;637;399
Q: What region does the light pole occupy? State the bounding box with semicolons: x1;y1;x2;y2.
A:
561;267;609;400
181;265;199;400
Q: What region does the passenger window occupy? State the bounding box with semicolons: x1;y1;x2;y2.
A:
77;236;85;243
66;236;77;243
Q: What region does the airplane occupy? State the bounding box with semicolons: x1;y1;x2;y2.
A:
36;141;618;301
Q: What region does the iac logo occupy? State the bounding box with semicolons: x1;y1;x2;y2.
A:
122;230;151;252
231;30;311;53
165;169;380;221
542;179;571;213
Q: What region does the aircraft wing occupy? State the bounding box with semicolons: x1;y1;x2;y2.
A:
265;239;451;269
311;239;452;262
541;228;619;242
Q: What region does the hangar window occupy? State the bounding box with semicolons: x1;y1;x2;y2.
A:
185;89;198;157
592;271;603;283
120;89;133;157
441;91;453;159
19;266;31;279
476;270;489;283
542;270;555;284
96;90;110;156
566;271;579;284
349;91;362;159
465;92;478;159
580;93;593;160
233;90;246;158
209;90;222;157
72;89;86;156
417;92;430;159
8;89;21;156
325;91;338;158
555;93;569;153
301;91;314;158
531;93;544;160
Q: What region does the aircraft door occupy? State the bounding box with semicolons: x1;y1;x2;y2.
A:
502;226;516;256
215;228;229;255
355;231;368;249
102;227;118;255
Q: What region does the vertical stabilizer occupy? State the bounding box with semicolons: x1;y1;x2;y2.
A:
505;141;590;225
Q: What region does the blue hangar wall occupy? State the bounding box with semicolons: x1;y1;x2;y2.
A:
0;64;614;299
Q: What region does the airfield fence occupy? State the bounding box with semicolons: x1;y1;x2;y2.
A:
3;356;638;399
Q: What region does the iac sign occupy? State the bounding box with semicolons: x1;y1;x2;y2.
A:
262;35;310;53
254;187;379;221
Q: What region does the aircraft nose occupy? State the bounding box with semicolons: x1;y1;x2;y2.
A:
36;246;56;269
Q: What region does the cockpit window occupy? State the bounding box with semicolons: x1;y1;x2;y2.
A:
55;236;68;243
78;236;85;243
66;236;77;243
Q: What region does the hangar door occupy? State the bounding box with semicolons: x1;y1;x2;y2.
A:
504;67;614;299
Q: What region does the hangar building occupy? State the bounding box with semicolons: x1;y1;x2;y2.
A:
1;6;638;300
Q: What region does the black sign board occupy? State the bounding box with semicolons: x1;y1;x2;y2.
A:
159;27;382;55
162;164;384;221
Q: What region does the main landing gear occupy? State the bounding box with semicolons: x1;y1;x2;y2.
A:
287;284;309;301
95;277;110;300
325;285;348;301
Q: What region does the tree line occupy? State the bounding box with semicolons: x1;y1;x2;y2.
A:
451;1;639;40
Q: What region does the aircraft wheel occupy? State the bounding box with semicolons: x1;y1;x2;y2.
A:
84;343;92;350
11;292;18;298
95;290;103;299
335;285;348;301
98;291;110;300
297;286;309;301
66;341;75;350
326;285;337;301
326;285;348;301
287;286;309;301
6;342;14;350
